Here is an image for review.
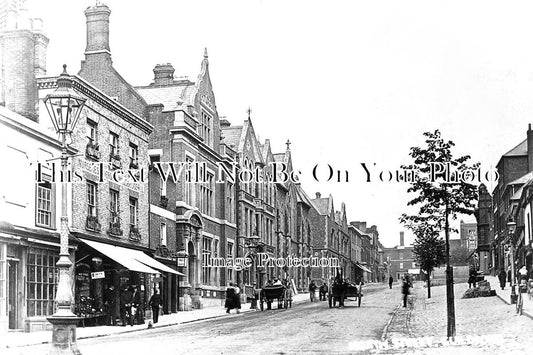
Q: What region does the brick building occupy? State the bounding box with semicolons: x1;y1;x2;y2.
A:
220;117;279;291
309;193;356;283
0;5;69;333
136;52;238;308
382;232;417;282
491;125;533;277
273;144;301;288
0;105;66;332
294;184;314;291
459;220;477;251
474;184;493;275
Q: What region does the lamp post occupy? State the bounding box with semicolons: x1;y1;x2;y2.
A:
507;221;517;304
44;65;86;355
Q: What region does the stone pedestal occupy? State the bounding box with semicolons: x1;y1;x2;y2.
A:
47;316;81;355
179;294;192;311
191;294;203;309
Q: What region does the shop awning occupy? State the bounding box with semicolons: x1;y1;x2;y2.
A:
356;263;372;273
130;249;184;276
80;238;159;274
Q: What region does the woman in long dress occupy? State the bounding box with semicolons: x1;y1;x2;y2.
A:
225;283;235;313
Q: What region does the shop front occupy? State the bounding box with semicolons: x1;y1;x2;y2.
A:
0;225;76;333
75;238;181;327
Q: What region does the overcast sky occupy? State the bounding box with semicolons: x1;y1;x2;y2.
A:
25;0;533;248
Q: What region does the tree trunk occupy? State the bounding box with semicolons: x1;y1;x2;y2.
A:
427;270;431;298
445;202;456;340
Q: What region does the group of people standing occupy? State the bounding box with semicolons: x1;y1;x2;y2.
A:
102;284;164;326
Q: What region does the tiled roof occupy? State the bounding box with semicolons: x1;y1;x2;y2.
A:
504;139;527;157
221;126;243;150
295;184;314;208
261;139;271;161
136;84;195;111
311;197;330;215
509;171;533;186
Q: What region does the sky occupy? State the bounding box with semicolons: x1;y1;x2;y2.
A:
22;0;533;248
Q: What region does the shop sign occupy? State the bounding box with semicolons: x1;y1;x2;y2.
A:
91;271;105;279
177;258;186;267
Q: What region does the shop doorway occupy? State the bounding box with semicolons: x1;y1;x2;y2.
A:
187;241;195;289
8;259;19;329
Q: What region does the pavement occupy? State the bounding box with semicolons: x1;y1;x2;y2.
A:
0;283;386;350
375;279;533;354
484;275;533;318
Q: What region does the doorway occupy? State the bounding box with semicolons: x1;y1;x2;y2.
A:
8;259;19;329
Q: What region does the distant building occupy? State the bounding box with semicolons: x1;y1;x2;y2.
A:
382;232;417;281
460;220;477;251
474;184;493;274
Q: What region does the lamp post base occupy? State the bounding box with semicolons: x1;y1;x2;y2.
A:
47;315;81;355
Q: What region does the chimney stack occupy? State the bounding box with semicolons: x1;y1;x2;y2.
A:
400;231;404;247
0;7;49;120
315;192;321;199
220;119;231;128
153;63;175;86
528;124;533;171
84;3;111;55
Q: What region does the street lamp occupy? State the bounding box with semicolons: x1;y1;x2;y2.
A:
507;221;517;304
44;65;86;355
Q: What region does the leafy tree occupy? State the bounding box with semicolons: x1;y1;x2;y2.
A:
399;129;479;339
412;223;446;298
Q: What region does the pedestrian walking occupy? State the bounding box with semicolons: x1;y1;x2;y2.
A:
401;277;411;307
148;289;163;324
225;283;235;313
233;283;241;314
498;268;507;290
388;275;394;289
519;265;528;284
103;284;117;326
309;280;317;302
319;282;328;301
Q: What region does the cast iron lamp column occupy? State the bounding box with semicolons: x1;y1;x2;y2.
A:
44;65;87;355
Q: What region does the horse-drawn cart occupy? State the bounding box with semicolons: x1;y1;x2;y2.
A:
328;282;362;308
260;285;292;311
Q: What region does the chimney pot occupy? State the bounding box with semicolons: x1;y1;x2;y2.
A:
400;231;405;247
84;3;112;54
316;192;321;199
153;63;175;86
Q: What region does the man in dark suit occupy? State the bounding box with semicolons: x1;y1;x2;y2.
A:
103;284;117;326
120;286;132;326
131;285;144;325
